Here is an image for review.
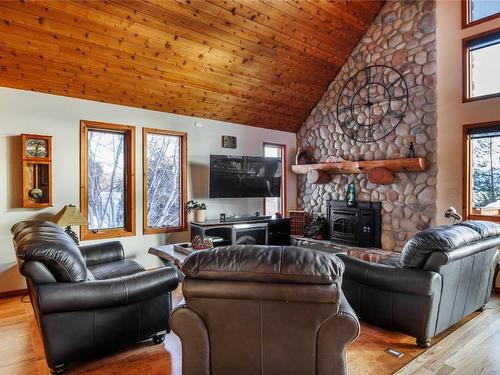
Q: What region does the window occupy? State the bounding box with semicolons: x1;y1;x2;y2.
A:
463;0;500;28
463;121;500;222
143;128;187;234
463;29;500;101
80;120;136;240
263;143;286;217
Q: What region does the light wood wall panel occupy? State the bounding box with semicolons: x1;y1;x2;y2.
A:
0;0;383;132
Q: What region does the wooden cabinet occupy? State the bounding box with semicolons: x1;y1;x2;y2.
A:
21;134;52;208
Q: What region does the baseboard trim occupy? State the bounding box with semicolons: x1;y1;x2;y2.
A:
0;289;28;299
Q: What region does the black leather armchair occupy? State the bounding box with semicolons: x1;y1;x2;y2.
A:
338;220;500;347
12;221;179;374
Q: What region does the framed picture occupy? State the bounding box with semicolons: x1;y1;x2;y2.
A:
221;135;237;149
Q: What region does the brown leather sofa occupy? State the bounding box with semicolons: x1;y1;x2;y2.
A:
170;245;360;375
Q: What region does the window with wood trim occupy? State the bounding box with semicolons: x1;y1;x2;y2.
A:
462;0;500;28
463;121;500;222
80;120;136;240
463;28;500;102
143;128;187;234
263;143;286;217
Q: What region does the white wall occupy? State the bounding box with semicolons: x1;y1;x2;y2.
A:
0;87;297;293
436;1;500;224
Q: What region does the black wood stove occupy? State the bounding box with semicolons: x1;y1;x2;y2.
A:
327;200;381;248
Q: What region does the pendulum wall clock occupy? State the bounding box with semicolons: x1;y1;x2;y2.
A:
21;134;53;208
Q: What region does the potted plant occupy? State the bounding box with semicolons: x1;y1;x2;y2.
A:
185;200;207;222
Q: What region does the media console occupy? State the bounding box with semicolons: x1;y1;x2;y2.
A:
190;217;291;246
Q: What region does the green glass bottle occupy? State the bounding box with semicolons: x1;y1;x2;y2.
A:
346;182;356;207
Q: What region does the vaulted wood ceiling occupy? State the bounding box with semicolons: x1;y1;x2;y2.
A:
0;0;383;132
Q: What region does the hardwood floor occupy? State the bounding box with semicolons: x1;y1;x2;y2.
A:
1;288;499;375
396;297;500;375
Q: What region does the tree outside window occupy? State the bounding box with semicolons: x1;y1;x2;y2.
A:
80;121;136;240
471;131;500;213
464;122;500;221
143;128;187;234
87;130;125;230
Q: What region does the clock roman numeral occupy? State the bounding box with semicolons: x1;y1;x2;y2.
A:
377;121;390;134
337;106;351;114
366;126;375;142
365;67;372;85
386;110;404;119
377;66;387;84
352;80;360;92
391;95;407;101
386;76;405;96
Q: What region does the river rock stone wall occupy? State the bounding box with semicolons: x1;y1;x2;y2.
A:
296;0;437;251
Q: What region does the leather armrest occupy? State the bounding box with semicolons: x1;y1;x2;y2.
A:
20;260;57;285
170;305;210;375
79;241;124;266
317;294;360;375
423;237;500;271
338;254;442;296
38;267;179;314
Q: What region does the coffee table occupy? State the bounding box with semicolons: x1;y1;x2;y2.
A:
149;244;189;280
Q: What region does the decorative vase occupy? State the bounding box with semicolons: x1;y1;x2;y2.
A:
346;182;357;207
194;209;206;222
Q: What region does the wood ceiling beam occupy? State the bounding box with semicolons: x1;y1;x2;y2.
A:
0;6;323;111
0;0;384;132
0;45;307;122
111;0;338;78
0;72;297;132
282;0;366;32
39;0;335;86
169;0;355;62
17;0;333;89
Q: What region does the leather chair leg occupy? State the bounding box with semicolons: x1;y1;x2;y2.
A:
416;338;431;348
153;334;166;344
50;364;66;375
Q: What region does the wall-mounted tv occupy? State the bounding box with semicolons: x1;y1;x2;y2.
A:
209;155;281;198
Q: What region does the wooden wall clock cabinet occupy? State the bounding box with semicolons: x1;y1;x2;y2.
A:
21;134;52;208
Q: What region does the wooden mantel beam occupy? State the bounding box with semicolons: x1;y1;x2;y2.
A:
291;158;427;175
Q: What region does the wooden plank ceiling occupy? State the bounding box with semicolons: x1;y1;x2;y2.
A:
0;0;383;132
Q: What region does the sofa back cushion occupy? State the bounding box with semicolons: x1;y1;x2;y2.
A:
459;221;500;238
12;221;87;282
400;221;500;269
182;245;343;285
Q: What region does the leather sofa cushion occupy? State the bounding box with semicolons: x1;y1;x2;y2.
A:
400;221;499;269
182;245;343;284
459;220;500;238
377;255;401;267
12;221;88;282
88;259;145;280
182;279;341;304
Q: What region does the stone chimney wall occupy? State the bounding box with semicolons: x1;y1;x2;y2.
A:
296;0;437;251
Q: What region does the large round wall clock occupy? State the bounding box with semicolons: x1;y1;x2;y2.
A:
336;65;408;143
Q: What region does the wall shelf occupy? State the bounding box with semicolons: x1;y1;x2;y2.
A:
292;158;427;184
291;158;427;176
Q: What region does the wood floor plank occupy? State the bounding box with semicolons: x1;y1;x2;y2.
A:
1;291;499;374
396;298;500;375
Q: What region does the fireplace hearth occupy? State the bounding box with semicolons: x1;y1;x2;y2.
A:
327;200;381;248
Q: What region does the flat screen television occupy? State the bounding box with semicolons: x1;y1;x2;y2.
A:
209;155;282;198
